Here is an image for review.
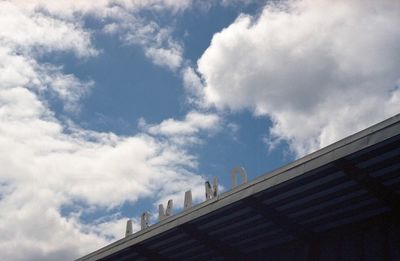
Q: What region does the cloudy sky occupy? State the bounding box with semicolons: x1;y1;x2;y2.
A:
0;0;399;260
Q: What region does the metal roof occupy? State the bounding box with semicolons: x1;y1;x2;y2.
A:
77;114;400;261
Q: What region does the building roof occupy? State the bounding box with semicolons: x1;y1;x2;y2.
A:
77;113;400;261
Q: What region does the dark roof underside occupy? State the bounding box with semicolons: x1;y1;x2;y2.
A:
77;114;400;261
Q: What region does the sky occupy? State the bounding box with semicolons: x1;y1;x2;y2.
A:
0;0;399;260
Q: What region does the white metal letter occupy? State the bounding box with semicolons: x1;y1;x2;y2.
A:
205;176;218;200
158;199;173;221
184;190;192;210
231;166;247;188
125;219;133;237
140;212;150;230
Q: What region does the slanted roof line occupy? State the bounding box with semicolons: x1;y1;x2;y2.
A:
76;113;400;261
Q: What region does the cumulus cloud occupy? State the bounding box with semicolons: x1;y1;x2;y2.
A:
145;47;183;71
7;0;191;71
40;66;94;113
0;47;93;114
0;61;213;260
197;0;400;156
10;0;191;18
0;55;212;261
0;1;98;57
146;111;220;137
0;1;222;260
181;66;208;106
106;17;185;71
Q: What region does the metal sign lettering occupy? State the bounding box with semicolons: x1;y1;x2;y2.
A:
231;166;247;188
140;212;150;230
184;190;192;210
125;219;133;236
129;166;247;235
158;199;173;221
205;176;219;200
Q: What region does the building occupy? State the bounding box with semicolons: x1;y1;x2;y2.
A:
77;114;400;261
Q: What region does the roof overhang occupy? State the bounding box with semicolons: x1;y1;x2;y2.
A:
77;113;400;260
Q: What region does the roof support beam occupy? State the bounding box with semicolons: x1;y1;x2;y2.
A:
243;196;316;241
107;244;168;261
132;244;169;261
334;159;400;215
178;223;243;260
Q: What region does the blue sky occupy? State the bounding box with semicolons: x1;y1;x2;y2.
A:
0;1;399;260
66;1;289;224
55;1;287;190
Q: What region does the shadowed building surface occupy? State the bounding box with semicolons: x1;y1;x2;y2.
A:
77;114;400;261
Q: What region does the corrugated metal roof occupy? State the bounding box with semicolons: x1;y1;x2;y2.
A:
77;114;400;261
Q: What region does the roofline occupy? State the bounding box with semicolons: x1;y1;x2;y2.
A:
77;113;400;261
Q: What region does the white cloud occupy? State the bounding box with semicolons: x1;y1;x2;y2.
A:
6;0;190;71
0;47;37;89
0;84;213;259
142;111;220;146
108;17;185;71
145;47;183;71
40;67;94;113
0;1;98;57
147;111;220;137
138;111;223;148
197;0;400;156
0;187;108;261
0;1;222;260
10;0;191;18
181;66;207;106
0;47;93;114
